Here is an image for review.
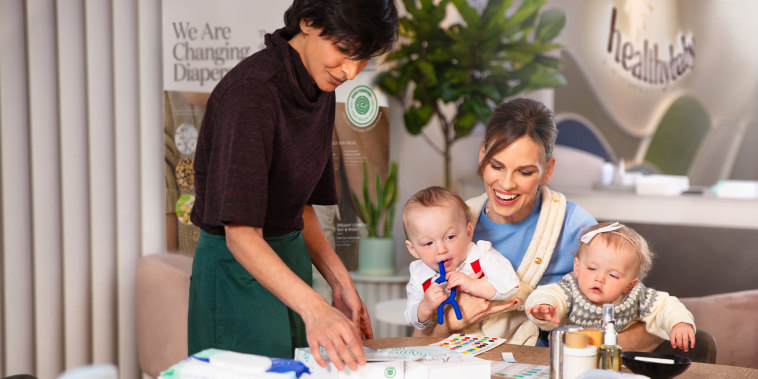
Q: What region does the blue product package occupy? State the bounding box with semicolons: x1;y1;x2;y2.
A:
268;358;311;378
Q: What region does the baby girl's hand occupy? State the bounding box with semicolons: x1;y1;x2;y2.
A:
526;304;560;324
446;271;474;293
669;323;695;351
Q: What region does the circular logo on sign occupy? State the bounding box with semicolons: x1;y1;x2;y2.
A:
384;366;397;378
346;85;379;128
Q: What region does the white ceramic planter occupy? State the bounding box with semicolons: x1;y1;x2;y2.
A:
358;237;396;276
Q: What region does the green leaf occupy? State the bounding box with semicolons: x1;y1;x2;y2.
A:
402;0;422;19
536;8;565;42
417;104;435;126
404;107;423;135
483;0;512;32
351;192;369;225
416;60;437;85
508;41;562;54
506;64;538;80
519;5;540;33
375;72;399;96
454;110;477;136
501;0;544;32
451;0;480;28
382;163;398;210
472;82;502;101
504;49;534;64
440;85;459;102
426;47;451;62
383;162;400;237
469;97;491;122
374;173;383;227
362;160;371;208
528;70;567;88
534;54;563;69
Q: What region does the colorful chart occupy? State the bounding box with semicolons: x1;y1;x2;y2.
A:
491;362;550;378
432;333;506;355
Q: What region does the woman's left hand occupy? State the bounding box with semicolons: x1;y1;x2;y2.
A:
333;287;374;340
452;292;519;327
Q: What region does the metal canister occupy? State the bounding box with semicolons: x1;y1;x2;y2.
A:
549;325;584;379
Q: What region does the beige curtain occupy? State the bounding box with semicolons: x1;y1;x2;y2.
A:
0;0;164;378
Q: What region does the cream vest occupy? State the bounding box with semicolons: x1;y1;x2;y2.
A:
464;186;566;345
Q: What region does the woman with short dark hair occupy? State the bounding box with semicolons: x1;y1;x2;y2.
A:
188;0;397;371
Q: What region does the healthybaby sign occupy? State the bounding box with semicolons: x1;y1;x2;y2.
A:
163;0;288;92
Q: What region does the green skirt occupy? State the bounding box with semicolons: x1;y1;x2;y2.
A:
187;230;312;358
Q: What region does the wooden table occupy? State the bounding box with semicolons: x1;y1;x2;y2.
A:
364;337;758;378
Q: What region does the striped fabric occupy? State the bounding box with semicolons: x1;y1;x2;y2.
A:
0;0;164;377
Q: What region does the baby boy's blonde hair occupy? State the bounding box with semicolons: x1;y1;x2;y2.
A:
577;222;655;280
401;186;470;241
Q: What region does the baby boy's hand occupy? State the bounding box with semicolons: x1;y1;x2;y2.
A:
416;283;448;324
526;304;560;324
446;271;474;293
670;323;695;351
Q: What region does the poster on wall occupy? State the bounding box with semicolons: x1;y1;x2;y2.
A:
331;62;390;270
162;0;288;255
162;0;389;267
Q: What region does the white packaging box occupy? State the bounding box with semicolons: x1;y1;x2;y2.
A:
635;175;689;196
404;358;491;379
712;180;758;199
294;348;403;379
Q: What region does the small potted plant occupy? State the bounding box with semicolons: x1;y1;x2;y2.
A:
352;160;399;276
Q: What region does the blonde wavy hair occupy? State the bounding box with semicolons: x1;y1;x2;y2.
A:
578;222;655;280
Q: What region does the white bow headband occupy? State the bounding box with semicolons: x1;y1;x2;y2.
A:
580;222;625;244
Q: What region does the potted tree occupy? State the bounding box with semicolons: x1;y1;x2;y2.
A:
352;160;399;276
376;0;567;187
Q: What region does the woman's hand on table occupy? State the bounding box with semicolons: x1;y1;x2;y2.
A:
303;300;366;371
332;285;374;340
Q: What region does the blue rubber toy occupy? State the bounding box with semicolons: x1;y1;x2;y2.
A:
435;260;462;324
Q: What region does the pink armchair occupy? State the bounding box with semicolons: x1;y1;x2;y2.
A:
680;289;758;369
135;253;193;378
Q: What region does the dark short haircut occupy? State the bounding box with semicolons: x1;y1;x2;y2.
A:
402;186;470;240
478;98;558;176
284;0;398;60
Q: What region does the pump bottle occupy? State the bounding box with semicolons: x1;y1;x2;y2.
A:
598;304;622;371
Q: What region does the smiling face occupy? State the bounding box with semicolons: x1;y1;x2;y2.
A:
479;135;555;224
573;237;640;305
404;202;474;274
289;21;369;92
